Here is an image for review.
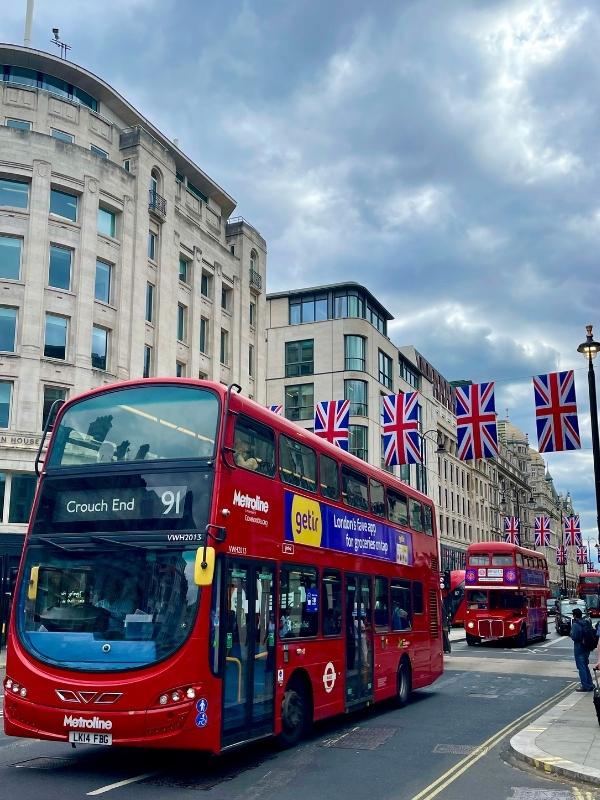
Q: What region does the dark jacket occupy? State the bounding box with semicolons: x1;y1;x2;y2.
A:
570;618;592;655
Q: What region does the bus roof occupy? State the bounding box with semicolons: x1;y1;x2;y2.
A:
49;378;434;506
466;541;545;561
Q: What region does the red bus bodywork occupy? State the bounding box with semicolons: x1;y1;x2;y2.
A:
578;571;600;618
443;570;465;627
464;542;549;647
4;379;442;752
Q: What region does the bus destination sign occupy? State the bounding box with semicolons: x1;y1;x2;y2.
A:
52;486;189;523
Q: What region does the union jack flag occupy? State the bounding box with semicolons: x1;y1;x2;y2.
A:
381;392;421;466
314;399;350;450
504;516;520;544
268;404;283;416
533;371;581;453
455;382;499;461
577;545;588;565
556;546;566;565
534;516;551;547
564;515;581;546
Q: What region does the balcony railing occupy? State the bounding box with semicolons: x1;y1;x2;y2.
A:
249;268;262;291
148;189;167;220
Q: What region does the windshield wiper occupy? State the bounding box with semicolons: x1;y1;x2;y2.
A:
89;535;147;550
36;536;80;552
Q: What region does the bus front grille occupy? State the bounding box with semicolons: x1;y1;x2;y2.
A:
478;619;503;638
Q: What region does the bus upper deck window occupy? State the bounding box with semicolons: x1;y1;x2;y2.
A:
468;555;489;566
369;479;385;517
341;467;368;511
279;436;316;492
387;488;408;526
319;454;339;500
233;416;275;476
491;554;513;566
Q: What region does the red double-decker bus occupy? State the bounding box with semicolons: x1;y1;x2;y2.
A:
464;542;549;647
578;571;600;618
443;570;466;627
4;379;442;752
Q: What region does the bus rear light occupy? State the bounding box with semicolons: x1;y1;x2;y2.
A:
155;686;197;709
5;678;27;697
4;678;12;690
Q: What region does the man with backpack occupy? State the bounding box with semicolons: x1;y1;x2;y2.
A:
570;607;596;692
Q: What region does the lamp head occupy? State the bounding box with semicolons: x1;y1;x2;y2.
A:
52;28;59;40
577;324;600;360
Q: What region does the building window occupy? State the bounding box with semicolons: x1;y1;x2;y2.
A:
148;230;157;261
123;159;131;172
91;144;108;158
199;317;208;354
8;474;37;523
220;329;229;365
344;379;368;416
143;344;152;378
179;257;190;284
51;128;74;143
334;288;364;319
44;313;67;360
249;300;256;327
0;235;22;280
48;245;72;290
285;383;314;421
6;118;31;131
42;385;66;429
176;361;186;377
177;304;187;343
289;293;328;324
50;188;77;222
285;339;314;377
0;382;11;428
201;271;212;298
249;344;254;377
344;335;366;371
349;424;368;461
98;207;116;237
0;177;29;209
399;357;420;389
91;325;109;370
95;259;112;303
379;350;393;389
221;286;232;311
145;283;154;323
0;307;17;352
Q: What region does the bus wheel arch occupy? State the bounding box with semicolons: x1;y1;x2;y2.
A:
516;624;528;648
395;656;412;707
278;669;313;748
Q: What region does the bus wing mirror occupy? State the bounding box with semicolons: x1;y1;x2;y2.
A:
194;546;215;586
28;565;40;600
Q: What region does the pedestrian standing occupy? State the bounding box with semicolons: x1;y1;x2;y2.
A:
570;607;594;692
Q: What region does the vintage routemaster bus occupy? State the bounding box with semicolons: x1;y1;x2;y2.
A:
578;571;600;619
4;379;443;752
443;570;466;627
464;542;549;647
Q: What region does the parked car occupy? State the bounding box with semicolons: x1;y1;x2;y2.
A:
555;598;587;635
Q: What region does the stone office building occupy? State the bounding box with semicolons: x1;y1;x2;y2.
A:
0;44;266;592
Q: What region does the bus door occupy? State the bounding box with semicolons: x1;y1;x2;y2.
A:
221;559;275;747
344;574;373;707
0;556;17;650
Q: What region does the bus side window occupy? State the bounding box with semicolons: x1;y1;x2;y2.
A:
422;504;433;535
341;467;368;511
233;416;275;476
322;570;342;636
387;488;408;526
320;454;339;500
369;479;385;517
374;577;389;628
279;436;316;492
279;565;318;638
412;581;423;614
409;499;423;532
390;580;412;630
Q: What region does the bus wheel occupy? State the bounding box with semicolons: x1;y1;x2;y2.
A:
516;625;528;648
396;659;412;707
465;633;479;646
278;680;309;748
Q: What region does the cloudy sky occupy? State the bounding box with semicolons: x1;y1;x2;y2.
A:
3;0;600;548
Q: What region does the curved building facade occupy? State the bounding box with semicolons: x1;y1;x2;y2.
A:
0;45;267;589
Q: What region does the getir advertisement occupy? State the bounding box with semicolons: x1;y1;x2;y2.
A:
284;491;413;565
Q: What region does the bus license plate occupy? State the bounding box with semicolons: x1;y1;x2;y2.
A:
68;731;112;746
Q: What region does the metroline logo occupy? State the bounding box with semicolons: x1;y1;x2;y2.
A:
63;715;113;730
233;490;269;514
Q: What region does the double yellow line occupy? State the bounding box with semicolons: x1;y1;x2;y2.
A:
409;682;577;800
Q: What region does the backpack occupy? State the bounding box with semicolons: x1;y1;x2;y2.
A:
581;621;599;651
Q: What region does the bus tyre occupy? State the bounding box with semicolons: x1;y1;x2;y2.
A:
395;660;412;707
466;633;479;646
516;625;528;648
278;680;309;748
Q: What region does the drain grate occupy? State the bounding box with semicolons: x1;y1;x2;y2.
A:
432;743;476;755
13;757;75;770
325;726;397;750
508;790;574;800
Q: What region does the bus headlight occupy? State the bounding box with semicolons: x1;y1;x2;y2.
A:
508;623;515;631
467;622;474;629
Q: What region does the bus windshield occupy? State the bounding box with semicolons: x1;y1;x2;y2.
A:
48;384;219;467
17;543;199;671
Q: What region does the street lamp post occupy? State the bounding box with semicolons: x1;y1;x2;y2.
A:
417;429;445;496
577;324;600;547
558;498;569;597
